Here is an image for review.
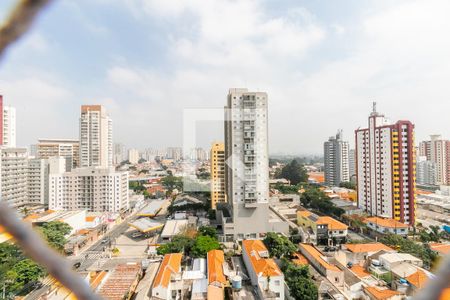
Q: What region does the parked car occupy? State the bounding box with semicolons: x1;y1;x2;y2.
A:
72;262;81;269
132;232;142;238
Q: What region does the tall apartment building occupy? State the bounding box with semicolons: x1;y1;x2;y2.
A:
0;96;16;147
79;105;113;168
37;138;80;170
349;149;356;181
355;104;416;224
0;147;52;207
113;143;126;165
128;148;140;164
223;88;270;239
416;156;436;186
0;147;28;207
49;167;129;212
166;147;182;161
210;142;226;209
27;158;49;205
324;130;350;186
418;135;450;185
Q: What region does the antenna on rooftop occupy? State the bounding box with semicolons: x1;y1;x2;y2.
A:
372;101;377;114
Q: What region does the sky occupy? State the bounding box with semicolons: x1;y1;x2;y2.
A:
0;0;449;155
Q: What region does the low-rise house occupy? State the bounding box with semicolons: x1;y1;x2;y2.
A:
297;210;348;245
335;243;395;266
364;217;409;236
379;253;423;270
98;264;142;300
299;243;344;287
152;253;183;300
207;250;226;300
242;240;284;300
363;286;403;300
343;269;364;300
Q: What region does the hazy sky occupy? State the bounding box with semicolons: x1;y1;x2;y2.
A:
0;0;449;154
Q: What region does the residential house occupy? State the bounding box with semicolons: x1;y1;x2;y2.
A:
299;243;344;287
364;217;409;236
152;253;183;300
242;240;284;300
335;243;395;266
297;210;348;245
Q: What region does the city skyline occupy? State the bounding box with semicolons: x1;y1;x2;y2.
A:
1;1;450;153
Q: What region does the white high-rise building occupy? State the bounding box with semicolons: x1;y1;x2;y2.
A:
2;105;16;148
355;103;416;225
223;88;271;240
49;167;129;212
113;143;126;165
0;147;28;207
27;158;49;206
79;105;113;168
128;148;140;164
324;130;349;187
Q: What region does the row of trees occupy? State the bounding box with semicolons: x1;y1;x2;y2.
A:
262;233;318;300
156;226;220;258
0;221;72;297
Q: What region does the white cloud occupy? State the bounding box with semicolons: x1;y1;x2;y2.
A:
0;77;77;146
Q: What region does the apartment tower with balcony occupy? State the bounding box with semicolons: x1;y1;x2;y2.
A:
355;103;416;224
79;105;113;168
210;142;226;209
324;130;350;187
223;88;270;239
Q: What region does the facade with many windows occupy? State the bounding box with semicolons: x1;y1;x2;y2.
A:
49;167;129;212
210;142;225;209
355;104;416;224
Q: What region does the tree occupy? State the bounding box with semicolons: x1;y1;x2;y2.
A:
300;187;345;218
157;235;195;255
190;235;220;258
281;260;318;300
380;234;437;268
277;159;308;185
6;259;44;293
198;226;217;239
38;221;72;252
161;175;183;192
263;232;296;259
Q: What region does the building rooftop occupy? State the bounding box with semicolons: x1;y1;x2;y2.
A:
299;243;340;272
207;250;227;286
136;199;165;217
364;217;409;229
345;243;394;253
380;252;422;264
364;286;401;300
349;265;371;278
153;253;182;289
128;218;164;233
160;219;189;238
98;264;141;300
406;269;429;289
429;243;450;255
292;252;308;266
297;210;348;230
316;216;348;230
242;240;282;277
